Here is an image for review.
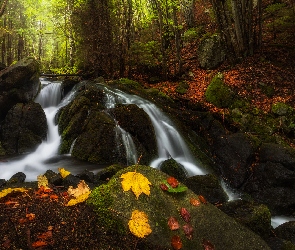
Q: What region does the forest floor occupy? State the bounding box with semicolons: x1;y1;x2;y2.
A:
1;39;295;249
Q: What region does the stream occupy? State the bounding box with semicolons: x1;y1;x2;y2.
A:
0;78;293;228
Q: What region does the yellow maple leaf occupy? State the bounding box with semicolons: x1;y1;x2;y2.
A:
58;167;70;178
0;188;27;199
128;210;152;238
66;180;91;206
120;171;151;199
37;174;49;189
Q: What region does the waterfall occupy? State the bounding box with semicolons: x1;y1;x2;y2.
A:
101;85;206;176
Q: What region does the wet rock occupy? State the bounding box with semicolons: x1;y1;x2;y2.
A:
0;179;6;187
159;158;187;181
1;102;47;154
95;164;126;182
274;221;295;244
8;172;26;184
44;170;63;186
0;57;40;120
63;174;81;188
184;174;228;204
76;169;96;183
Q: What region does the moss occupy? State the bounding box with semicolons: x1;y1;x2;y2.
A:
159;158;187;181
271;102;293;116
205;73;235;108
176;81;189;95
119;78;143;89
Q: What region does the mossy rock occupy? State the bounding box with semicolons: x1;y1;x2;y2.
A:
271;102;294;116
88;165;270;250
205;73;235;108
0;142;6;156
176;81;189;95
159;158;187;181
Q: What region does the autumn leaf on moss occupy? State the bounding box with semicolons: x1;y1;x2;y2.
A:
120;171;151;199
128;210;152;238
161;179;187;193
37;174;49;189
66;180;91;206
0;188;27;199
58;167;70;178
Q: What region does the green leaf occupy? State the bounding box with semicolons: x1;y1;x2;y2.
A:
163;180;187;193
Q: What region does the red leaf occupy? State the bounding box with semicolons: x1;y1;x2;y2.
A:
180;207;191;223
202;239;215;250
167;177;179;188
168;216;180;230
198;195;207;204
160;183;168;191
171;235;182;250
183;224;194;240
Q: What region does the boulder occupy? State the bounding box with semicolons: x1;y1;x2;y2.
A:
274;221;295;244
1;102;47;155
197;34;226;70
0;57;40;120
87;165;270;250
159;158;188;181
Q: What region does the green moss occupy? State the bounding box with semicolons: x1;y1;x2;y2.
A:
87;184;126;234
271;102;293;116
176;81;189;95
205;73;235;108
119;78;143;89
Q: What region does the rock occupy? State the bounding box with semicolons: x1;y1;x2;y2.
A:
197;34;226;70
8;172;26;184
63;174;81;188
205;73;235;108
213;132;255;188
62;78;80;97
159;158;187;181
1;102;47;154
274;221;295;244
76;169;96;183
96;164;126;182
87;165;270;250
184;174;228;204
0;57;40;120
271;102;293;116
218;200;272;239
0;179;6;187
259;143;295;171
44;170;63;186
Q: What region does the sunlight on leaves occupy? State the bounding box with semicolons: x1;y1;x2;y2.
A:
37;174;49;189
128;210;152;238
58;167;70;178
0;188;27;199
120;171;151;199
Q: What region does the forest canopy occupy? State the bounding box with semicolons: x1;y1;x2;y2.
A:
0;0;294;78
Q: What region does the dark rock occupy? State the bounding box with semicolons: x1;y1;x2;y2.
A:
8;172;26;184
1;102;47;154
197;34;226;70
96;164;126;182
259;143;295;171
63;174;81;188
184;174;228;204
76;170;96;183
0;62;6;71
0;179;6;187
218;200;272;239
213;132;255;188
0;57;40;120
112;104;158;164
62;78;79;97
274;221;295;244
44;170;63;186
266;237;295;250
159;158;187;181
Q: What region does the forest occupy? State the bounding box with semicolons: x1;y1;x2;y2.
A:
0;0;294;79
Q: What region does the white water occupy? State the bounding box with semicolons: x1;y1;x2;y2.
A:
271;216;295;228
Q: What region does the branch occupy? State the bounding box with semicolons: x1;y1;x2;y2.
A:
0;0;8;17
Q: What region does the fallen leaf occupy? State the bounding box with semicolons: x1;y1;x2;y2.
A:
160;183;168;191
58;167;70;178
38;230;53;240
26;213;35;221
202;239;215;250
37;174;49;189
198;195;207;204
0;188;27;199
183;224;194;239
66;191;91;206
171;235;182;250
180;207;190;223
50;194;59;200
190;198;201;206
167;176;179;188
120;171;151;199
18;218;27;224
4;201;19;206
128;210;152;238
68;180;90;198
168;216;180;230
32;240;47;248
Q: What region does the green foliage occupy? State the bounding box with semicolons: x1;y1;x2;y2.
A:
271;102;293;116
183;28;202;42
119;78;143;89
205;73;235;108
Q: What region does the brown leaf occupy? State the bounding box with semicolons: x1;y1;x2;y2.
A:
38;230;53;240
183;224;194;240
202;239;215;250
32;240;47;248
198;195;207;204
190;198;201;206
171;235;182;250
180;207;190;223
168;216;180;230
26;213;35;221
167;176;179;188
160;183;168;191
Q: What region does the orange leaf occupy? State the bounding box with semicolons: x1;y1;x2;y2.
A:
180;207;190;223
26;213;35;221
198;195;207;204
171;235;182;250
168;217;180;230
202;239;215;250
38;230;52;240
50;194;59;200
190;198;200;206
32;240;47;248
